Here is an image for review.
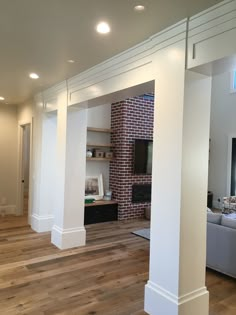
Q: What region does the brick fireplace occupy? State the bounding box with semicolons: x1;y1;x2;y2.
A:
110;94;154;220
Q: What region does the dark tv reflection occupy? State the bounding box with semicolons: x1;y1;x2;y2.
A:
134;139;153;175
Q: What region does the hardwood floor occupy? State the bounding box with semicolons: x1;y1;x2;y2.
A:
0;214;235;314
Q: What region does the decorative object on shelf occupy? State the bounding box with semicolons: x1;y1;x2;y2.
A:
86;126;114;162
95;150;104;158
105;152;113;159
86;149;93;158
85;174;104;200
84;197;95;204
103;190;112;201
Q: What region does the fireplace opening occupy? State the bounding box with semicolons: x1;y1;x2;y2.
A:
132;184;151;203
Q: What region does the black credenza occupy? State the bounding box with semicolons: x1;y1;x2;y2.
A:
84;200;118;225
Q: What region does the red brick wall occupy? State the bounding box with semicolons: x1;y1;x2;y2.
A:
110;95;154;220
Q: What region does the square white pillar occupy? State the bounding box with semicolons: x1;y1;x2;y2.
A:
31;113;57;232
145;42;211;315
51;105;87;249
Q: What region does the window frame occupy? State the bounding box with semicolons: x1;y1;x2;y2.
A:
230;70;236;93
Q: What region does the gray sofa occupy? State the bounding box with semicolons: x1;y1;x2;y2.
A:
207;212;236;278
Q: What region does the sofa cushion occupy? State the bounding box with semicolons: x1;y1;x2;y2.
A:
207;212;222;224
222;214;236;229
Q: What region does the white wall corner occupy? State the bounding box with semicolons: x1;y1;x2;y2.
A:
51;225;86;250
145;281;209;315
31;213;54;232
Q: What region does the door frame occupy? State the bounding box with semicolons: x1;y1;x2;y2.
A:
227;134;236;196
16;119;33;222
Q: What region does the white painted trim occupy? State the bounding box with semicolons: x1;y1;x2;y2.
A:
51;225;86;250
16;120;32;219
0;205;16;216
188;0;236;69
16;124;24;216
145;281;209;315
28;119;33;224
32;21;187;109
226;134;236;196
31;214;54;232
67;20;187;106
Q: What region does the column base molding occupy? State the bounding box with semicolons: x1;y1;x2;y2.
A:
144;281;209;315
51;225;86;249
31;214;54;232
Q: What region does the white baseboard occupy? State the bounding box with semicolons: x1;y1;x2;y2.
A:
144;281;209;315
31;214;54;232
0;205;16;215
51;225;86;250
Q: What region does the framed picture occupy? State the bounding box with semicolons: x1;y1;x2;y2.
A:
85;174;104;200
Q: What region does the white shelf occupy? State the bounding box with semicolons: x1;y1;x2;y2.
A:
86;157;113;161
87;143;113;148
87;127;112;133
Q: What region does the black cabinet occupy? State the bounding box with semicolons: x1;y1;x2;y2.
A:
84;201;118;224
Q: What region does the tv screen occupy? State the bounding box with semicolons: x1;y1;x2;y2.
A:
134;139;153;174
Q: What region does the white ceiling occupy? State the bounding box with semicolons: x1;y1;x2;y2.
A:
0;0;221;105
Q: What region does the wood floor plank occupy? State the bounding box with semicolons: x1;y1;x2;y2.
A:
0;212;236;314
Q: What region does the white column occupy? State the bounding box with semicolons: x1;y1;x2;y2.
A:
51;104;87;249
31;113;57;232
145;45;212;314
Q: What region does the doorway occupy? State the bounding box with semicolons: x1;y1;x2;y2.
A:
17;122;32;221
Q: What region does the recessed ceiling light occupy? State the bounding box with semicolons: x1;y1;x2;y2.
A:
29;73;39;79
96;22;111;34
67;59;75;63
0;96;5;101
134;5;145;11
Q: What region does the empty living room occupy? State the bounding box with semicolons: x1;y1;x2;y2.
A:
1;1;236;314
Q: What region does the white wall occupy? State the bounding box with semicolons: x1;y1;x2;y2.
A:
208;71;236;207
0;105;18;207
86;103;111;192
17;100;33;122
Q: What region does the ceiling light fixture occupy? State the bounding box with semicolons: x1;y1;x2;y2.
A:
0;96;5;101
96;22;111;34
67;59;75;63
29;73;39;79
134;5;145;11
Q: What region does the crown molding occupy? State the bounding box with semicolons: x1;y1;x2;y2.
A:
188;0;236;68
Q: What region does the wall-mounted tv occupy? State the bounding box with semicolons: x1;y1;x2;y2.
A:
134;139;153;175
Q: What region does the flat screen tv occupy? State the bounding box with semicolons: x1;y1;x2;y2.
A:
134;139;153;174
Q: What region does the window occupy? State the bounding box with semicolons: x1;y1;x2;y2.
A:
230;70;236;93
